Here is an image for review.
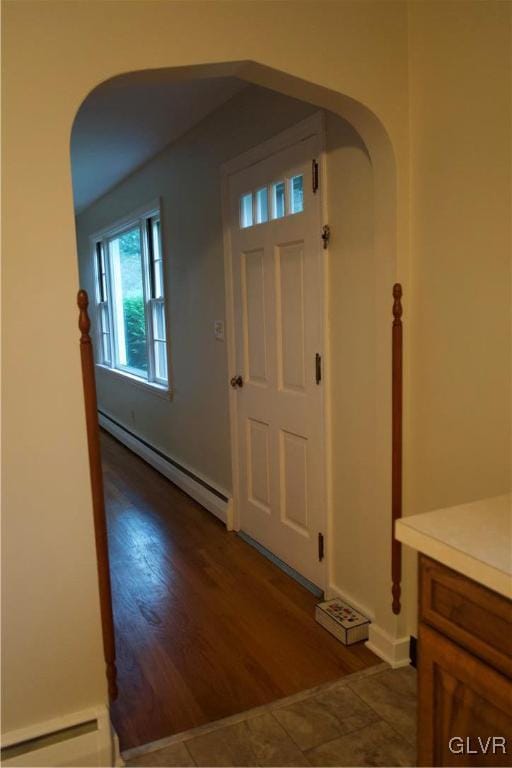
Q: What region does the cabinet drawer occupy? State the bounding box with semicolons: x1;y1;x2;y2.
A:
419;555;512;678
418;623;512;767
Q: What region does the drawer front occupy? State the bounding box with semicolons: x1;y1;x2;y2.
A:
420;555;512;678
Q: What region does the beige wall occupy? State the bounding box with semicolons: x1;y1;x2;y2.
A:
2;0;510;737
403;0;512;632
407;0;511;510
325;115;377;614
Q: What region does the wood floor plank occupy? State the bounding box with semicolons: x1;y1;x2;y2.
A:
101;430;378;750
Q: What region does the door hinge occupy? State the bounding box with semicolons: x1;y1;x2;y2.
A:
318;532;325;562
321;224;330;250
315;353;322;385
312;159;319;193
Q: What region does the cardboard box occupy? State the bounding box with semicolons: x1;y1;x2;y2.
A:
315;598;370;645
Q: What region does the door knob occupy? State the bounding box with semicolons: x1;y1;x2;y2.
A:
230;375;243;388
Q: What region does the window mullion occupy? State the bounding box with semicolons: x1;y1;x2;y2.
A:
107;252;115;369
95;239;114;367
102;239;114;368
94;241;104;364
141;219;156;384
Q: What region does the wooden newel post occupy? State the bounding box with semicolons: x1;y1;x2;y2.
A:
77;289;118;701
391;283;403;615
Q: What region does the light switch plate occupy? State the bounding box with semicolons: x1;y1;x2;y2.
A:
214;320;225;341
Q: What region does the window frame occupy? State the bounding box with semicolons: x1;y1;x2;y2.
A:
90;200;171;397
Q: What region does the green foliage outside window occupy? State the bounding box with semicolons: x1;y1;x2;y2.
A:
118;228;148;372
123;296;147;372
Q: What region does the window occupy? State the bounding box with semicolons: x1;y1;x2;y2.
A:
240;193;253;228
289;175;304;214
271;181;286;219
255;187;268;224
239;173;304;229
93;203;169;391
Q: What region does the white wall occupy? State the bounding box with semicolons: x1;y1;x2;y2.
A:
76;86;317;492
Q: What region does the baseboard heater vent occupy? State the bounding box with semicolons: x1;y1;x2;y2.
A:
98;410;231;526
1;720;98;762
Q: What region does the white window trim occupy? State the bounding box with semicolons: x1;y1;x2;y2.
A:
96;363;171;399
90;199;171;396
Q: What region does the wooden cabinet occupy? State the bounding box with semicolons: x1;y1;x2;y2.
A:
418;555;512;767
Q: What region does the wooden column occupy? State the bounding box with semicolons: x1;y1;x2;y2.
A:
392;283;403;615
77;289;118;700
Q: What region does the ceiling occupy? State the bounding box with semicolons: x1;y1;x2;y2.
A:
71;76;246;212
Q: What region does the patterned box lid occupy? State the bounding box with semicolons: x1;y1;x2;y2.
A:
316;598;369;629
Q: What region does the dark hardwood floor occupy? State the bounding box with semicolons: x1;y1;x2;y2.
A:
101;430;378;750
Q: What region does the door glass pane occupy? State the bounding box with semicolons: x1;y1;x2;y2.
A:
290;175;304;214
272;182;285;219
255;187;268;224
240;193;253;228
154;340;168;383
109;227;148;376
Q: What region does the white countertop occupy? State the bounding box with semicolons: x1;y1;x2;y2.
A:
396;494;512;598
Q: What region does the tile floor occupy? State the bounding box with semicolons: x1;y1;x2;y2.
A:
124;663;417;767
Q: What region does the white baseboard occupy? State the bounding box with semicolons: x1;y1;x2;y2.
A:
98;412;230;525
324;584;410;668
366;623;411;668
1;706;119;767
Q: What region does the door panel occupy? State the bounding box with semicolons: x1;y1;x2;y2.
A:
280;429;309;533
247;418;271;513
242;249;268;384
228;130;325;587
276;241;306;392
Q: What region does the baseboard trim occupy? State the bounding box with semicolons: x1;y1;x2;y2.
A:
365;623;411;668
98;412;231;525
324;582;375;622
1;706;120;767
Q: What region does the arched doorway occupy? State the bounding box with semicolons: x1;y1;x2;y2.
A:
71;61;404;751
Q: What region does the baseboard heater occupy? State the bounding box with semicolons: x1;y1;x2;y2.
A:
98;410;231;525
0;708;119;767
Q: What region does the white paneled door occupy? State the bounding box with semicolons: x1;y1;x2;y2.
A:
227;125;326;588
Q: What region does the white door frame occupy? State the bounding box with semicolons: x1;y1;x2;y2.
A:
221;111;331;589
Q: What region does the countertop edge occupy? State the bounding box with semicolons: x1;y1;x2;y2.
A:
396;518;512;600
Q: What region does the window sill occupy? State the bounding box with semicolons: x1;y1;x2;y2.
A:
95;364;172;400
